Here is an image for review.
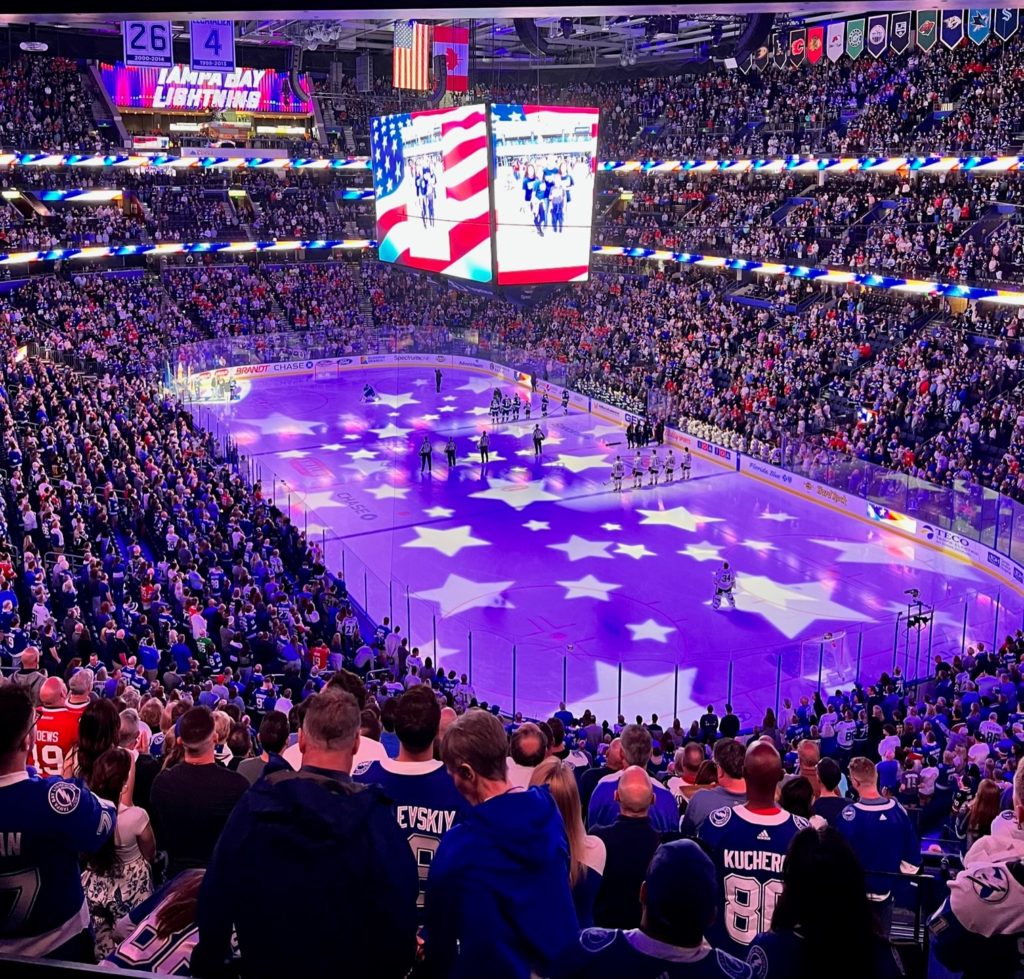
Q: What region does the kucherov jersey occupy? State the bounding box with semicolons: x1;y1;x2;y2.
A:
0;772;115;955
352;757;468;915
551;928;753;979
699;806;809;957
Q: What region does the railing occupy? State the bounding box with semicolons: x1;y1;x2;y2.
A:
163;329;1024;729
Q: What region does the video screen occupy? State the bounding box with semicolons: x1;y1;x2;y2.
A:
490;104;600;286
370;104;493;283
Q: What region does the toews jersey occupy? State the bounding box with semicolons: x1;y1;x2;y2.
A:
0;772;115;956
699;806;808;958
32;706;81;777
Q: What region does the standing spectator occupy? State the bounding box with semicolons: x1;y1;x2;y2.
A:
552;840;752;979
32;676;78;777
666;742;705;809
700;705;720;743
680;738;747;837
836;757;920;930
956;778;1002;851
746;828;904;979
353;685;468;915
719;704;741;739
237;710;291;785
193;689;418;979
0;686;115;962
149;707;248;878
117;708;159;811
530;757;606;928
81;747;155;960
580;738;623;809
63;698;119;785
588;724;679;832
12;646;46;704
811;757;847;826
425;709;578;979
591;766;663;929
507;722;548;789
700;742;808;959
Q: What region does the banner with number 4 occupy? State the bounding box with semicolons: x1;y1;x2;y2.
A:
123;21;173;68
190;20;235;72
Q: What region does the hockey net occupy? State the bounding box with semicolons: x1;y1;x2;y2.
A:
799;631;852;685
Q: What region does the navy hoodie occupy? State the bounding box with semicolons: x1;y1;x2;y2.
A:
192;763;418;979
424;785;579;979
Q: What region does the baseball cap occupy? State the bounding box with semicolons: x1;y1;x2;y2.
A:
644;840;719;932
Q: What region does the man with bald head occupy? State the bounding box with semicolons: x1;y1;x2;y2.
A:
699;740;809;958
592;766;664;929
32;676;80;776
11;646;45;704
580;737;624;809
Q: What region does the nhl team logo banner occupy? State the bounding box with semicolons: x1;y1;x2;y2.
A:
866;14;889;57
825;21;845;62
807;25;824;64
917;10;939;50
941;10;966;49
846;18;866;60
995;7;1020;40
752;43;769;72
773;34;788;68
789;28;806;67
967;8;992;45
890;11;912;53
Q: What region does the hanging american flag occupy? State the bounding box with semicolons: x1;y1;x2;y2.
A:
371;105;493;283
393;20;432;91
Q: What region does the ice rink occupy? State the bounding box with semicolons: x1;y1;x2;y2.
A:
200;364;1018;725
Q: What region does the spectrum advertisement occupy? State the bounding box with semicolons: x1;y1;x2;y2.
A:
99;62;313;114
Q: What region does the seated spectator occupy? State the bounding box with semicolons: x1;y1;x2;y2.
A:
746;827;904;979
425;709;578;979
0;685;115;961
149;707;248;878
592;766;662;930
193;689;418;979
552;840;752;979
530;757;606;928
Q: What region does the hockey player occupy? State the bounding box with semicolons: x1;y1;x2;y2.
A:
632;451;644;489
611;456;625;493
648;448;661;487
682;447;693;480
561;389;570;414
513;393;521;420
541;393;549;417
712;561;736;610
533;424;545;457
489;396;500;427
524;398;532;421
664;449;676;483
362;383;378;403
502;395;513;423
445;436;457;468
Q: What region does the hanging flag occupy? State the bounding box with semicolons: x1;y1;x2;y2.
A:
846;18;866;59
940;10;966;49
772;34;787;68
807;25;824;64
890;11;912;53
789;28;806;66
917;10;939;49
737;51;752;74
826;21;845;62
967;9;992;45
433;25;469;92
752;43;769;72
995;7;1020;40
866;14;889;57
393;20;432;90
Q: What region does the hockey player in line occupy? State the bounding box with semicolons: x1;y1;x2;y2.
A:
502;395;513;423
712;561;736;610
445;436;457;468
524;398;532;421
611;456;625;492
533;424;546;457
513;393;521;420
664;449;676;483
632;452;644;489
489;397;501;427
561;389;570;414
682;447;693;480
541;393;549;417
648;448;661;487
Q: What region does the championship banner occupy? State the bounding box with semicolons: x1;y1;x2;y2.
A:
995;7;1020;40
789;28;806;67
807;25;824;65
826;21;845;62
846;18;866;60
917;10;939;50
967;8;992;45
941;10;966;49
866;15;889;57
772;34;787;68
890;12;912;53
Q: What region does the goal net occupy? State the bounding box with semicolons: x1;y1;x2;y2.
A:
314;361;339;383
799;631;852;686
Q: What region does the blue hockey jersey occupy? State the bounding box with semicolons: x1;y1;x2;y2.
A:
699;806;809;958
834;798;919;899
0;772;115;956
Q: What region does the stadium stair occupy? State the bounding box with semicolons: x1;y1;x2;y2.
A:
769;196;814;226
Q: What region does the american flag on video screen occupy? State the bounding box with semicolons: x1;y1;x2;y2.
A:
372;105;492;282
393;20;432;91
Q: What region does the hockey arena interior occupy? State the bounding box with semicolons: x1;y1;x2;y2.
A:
2;4;1024;979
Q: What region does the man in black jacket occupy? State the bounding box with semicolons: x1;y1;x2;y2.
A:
192;688;418;979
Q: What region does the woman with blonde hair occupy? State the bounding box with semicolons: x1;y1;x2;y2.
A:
529;757;606;926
